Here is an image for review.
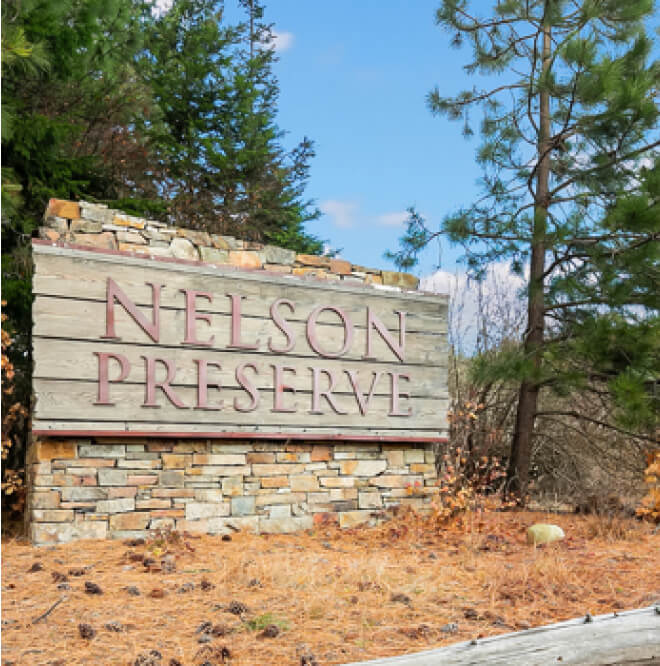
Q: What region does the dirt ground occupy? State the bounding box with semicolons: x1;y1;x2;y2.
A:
2;508;659;665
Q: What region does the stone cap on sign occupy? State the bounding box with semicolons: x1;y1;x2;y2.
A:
39;199;421;292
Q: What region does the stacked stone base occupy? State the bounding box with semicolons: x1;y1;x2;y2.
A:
28;439;439;545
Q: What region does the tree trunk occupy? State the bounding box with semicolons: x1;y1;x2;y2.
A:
506;14;552;501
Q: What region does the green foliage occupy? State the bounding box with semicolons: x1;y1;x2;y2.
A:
393;0;659;493
245;612;289;632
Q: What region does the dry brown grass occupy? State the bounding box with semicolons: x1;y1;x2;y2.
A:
2;508;659;665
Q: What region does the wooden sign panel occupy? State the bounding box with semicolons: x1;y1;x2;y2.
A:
32;244;449;441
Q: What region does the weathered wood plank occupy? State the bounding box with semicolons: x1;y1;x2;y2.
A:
33;379;448;430
345;606;660;666
32;338;448;397
33;298;448;366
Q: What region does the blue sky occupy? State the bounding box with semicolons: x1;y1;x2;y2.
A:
232;1;485;277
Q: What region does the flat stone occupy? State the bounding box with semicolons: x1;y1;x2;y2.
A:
194;489;224;502
339;510;373;529
210;234;231;250
162;454;188;469
369;475;422;488
222;477;243;496
247;452;275;464
192;454;246;466
98;469;128;486
259;515;313;533
386;450;405;467
80;203;113;224
107;487;137;498
186;502;230;520
158;470;184;487
47;199;80;219
79;444;125;458
44;216;69;232
310;446;332;462
31;509;74;522
330;258;352;275
199;246;229;264
340;460;387;476
111;214;145;229
263;264;292;274
96;497;135;514
268;504;292;519
33;440;77;461
126;474;158;486
178;229;211;246
404;449;425;464
70;219;103;233
31;520;107;545
259;476;289;488
296;254;331;267
231;496;255;516
358;491;383;509
319;476;355;488
229;250;262;269
252;463;306;476
170;237;199;260
290;475;320;492
109;512;150;531
263;245;295;265
61;487;107;501
255;492;306;507
39;227;61;242
527;524;565;545
116;230;147;244
71;231;117;250
381;270;419;290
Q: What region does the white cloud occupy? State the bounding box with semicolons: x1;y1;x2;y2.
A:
151;0;173;16
269;30;294;52
320;200;357;229
421;261;527;355
376;211;409;227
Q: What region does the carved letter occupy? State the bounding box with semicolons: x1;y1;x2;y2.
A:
269;298;296;353
345;369;382;416
234;362;259;412
310;367;347;415
364;309;406;362
182;290;215;346
195;359;222;410
94;352;130;405
272;364;297;413
228;294;259;349
103;278;162;342
389;372;412;416
141;356;187;408
306;305;353;358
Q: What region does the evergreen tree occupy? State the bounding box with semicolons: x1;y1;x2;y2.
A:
140;0;322;253
390;0;659;498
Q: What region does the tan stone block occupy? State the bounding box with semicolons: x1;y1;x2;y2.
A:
381;271;419;290
162;454;188;469
135;499;172;510
410;463;435;474
329;488;358;500
222;477;243;496
296;254;331;267
292;267;327;279
109;512;150;530
112;215;145;230
53;457;115;468
289;475;320;492
319;476;355;488
48;199;80;219
369;475;422;488
73;232;117;250
310;445;332;462
386;450;405;467
127;474;158;485
365;274;383;285
339;510;373;529
151;488;195;498
177;228;211;246
260;476;289;488
404;449;425;464
255;492;305;507
31;509;74;522
358;491;383;509
247;452;275;464
40;228;61;242
149;509;185;518
107;487;137;498
33;440;77;461
252;463;306;476
175;518;209;533
229;250;262;269
313;512;339;526
118;242;151;255
173;442;202;453
192;453;246;466
329;259;352;275
31;491;60;509
146;442;174;452
340;460;387;476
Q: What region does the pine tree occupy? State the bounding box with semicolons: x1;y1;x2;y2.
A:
140;0;322;253
390;0;659;498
